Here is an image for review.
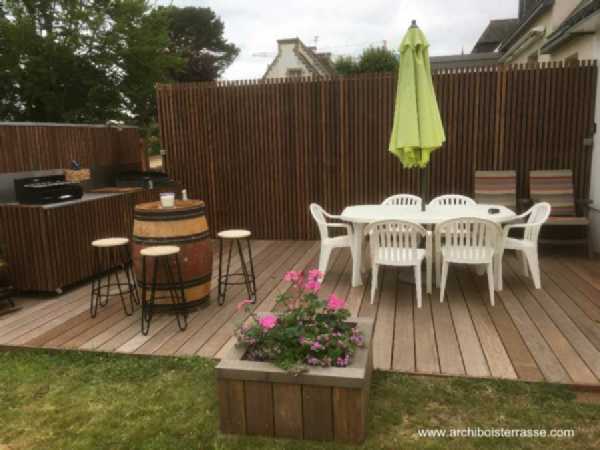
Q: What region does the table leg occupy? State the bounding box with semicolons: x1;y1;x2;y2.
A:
351;223;365;287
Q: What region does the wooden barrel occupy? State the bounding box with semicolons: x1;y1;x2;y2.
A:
132;200;212;306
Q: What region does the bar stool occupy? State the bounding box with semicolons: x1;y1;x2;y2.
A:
217;229;256;305
90;237;139;318
140;245;188;335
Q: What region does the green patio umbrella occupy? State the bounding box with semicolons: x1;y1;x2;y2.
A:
389;20;445;195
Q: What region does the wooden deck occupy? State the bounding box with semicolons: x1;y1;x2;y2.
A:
2;240;600;387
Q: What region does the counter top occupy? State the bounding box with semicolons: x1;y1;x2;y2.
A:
0;192;123;209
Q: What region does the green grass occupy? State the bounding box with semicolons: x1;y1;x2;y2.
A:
1;350;599;450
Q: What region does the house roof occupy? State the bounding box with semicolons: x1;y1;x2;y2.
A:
430;52;501;70
499;0;555;52
472;18;519;53
268;38;336;77
541;0;600;52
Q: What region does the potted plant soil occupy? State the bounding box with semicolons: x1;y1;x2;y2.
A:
216;269;374;443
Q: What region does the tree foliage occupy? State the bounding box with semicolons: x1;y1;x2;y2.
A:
157;6;239;82
0;1;238;126
334;46;399;76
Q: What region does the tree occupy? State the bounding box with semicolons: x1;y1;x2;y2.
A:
0;1;181;125
333;56;357;76
334;47;399;76
356;47;398;74
157;6;239;82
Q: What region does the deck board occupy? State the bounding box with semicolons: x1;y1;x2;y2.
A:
2;240;600;387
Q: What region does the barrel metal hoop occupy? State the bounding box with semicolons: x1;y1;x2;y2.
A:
134;208;206;221
137;273;212;290
132;230;210;245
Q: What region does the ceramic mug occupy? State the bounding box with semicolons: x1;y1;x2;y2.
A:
160;192;176;208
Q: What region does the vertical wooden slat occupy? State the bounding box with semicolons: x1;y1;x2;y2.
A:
218;379;247;434
244;380;274;436
273;383;303;439
302;385;334;441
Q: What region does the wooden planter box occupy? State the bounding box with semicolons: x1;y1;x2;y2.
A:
215;318;374;444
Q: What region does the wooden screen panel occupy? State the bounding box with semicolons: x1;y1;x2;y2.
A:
157;62;597;239
0;123;142;173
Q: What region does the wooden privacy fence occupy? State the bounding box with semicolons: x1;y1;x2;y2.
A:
0;122;142;173
157;62;597;239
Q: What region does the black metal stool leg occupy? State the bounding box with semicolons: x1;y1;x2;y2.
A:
246;238;257;302
90;249;101;318
168;255;188;331
142;255;157;336
217;238;224;304
121;245;139;309
114;265;133;316
237;239;254;303
219;239;234;305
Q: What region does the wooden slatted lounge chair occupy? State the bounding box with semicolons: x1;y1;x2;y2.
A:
529;170;593;258
474;170;518;211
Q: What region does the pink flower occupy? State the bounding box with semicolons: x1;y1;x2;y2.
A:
307;269;324;281
283;270;302;284
327;294;346;311
236;299;253;311
258;315;278;330
304;279;321;293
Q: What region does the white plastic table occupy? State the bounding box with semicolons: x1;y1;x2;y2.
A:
340;204;517;287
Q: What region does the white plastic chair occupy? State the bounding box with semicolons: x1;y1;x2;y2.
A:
497;202;551;290
436;217;502;306
428;194;476;207
309;203;354;274
381;194;422;209
364;220;432;307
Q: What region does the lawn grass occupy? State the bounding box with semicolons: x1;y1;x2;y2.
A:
1;350;599;449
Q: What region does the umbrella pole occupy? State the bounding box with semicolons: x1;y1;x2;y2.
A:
420;166;429;210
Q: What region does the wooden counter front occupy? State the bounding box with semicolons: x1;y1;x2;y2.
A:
0;189;175;293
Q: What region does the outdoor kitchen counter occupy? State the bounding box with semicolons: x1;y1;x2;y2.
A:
0;188;171;293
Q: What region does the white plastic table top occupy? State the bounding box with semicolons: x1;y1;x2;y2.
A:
340;204;516;225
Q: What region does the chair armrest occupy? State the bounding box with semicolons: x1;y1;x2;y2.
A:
502;222;533;238
322;210;344;220
326;223;353;234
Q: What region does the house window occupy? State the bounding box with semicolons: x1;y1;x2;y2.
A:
286;68;303;78
565;53;579;66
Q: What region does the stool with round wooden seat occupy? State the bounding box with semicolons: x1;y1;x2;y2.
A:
90;237;139;318
217;229;256;305
139;245;188;335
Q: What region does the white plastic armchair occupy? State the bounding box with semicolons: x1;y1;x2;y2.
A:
435;217;503;306
428;194;476;207
497;202;551;290
309;203;354;274
364;220;432;307
381;194;423;209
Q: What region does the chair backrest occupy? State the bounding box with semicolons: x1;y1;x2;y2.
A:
474;170;517;211
365;220;427;264
529;170;575;216
309;203;330;241
435;217;502;257
381;194;422;209
428;194;476;207
522;202;552;242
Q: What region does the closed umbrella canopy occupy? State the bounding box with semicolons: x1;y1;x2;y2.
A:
388;22;445;168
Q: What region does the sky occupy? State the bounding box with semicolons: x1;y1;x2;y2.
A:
158;1;518;80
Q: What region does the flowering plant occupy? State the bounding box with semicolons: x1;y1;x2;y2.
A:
234;269;365;372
